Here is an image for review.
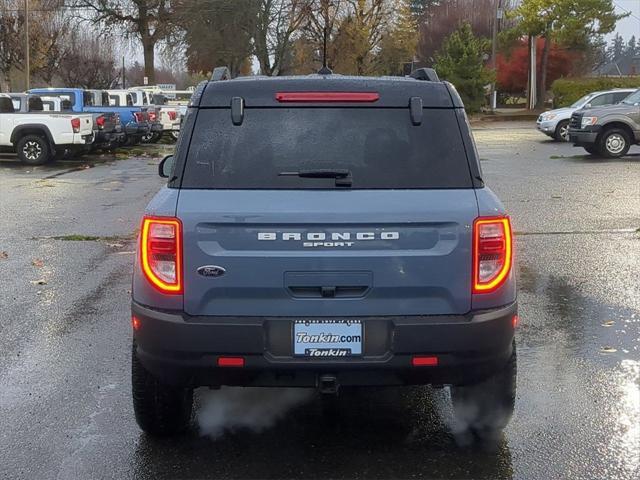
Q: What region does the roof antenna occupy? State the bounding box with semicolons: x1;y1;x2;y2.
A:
318;27;332;75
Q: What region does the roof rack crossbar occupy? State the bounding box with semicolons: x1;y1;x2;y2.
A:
409;68;440;82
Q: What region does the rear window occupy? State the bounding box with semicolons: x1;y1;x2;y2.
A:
181;108;472;189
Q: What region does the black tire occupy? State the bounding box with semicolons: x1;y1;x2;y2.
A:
16;134;51;165
553;120;570;142
141;131;162;144
132;343;193;436
597;128;631;158
583;145;599;155
451;341;516;435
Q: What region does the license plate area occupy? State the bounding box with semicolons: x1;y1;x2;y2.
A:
293;320;362;357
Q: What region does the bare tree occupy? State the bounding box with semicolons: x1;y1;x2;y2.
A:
254;0;310;75
69;0;176;84
58;28;119;88
0;1;23;91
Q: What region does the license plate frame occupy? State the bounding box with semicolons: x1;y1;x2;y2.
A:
293;320;363;357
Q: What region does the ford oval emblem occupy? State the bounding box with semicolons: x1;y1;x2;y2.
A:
197;265;226;278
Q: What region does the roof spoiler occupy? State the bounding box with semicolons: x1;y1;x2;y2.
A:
211;66;231;81
409;68;440;82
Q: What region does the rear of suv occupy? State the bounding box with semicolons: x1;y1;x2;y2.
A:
131;68;518;437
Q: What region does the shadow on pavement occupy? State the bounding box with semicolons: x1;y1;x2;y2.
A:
131;387;513;480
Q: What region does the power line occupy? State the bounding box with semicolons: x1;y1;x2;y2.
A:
612;0;640;21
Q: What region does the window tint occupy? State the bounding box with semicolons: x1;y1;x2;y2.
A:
83;92;94;106
590;93;614;106
182;108;472;189
42;93;75;108
612;91;631;103
1;97;16;112
126;94;134;106
102;92;110;106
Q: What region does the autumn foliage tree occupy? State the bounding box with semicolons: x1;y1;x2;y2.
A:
496;38;575;97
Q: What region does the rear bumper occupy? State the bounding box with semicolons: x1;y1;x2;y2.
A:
94;130;124;145
132;302;517;388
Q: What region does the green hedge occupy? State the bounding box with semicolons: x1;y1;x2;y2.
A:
551;77;640;107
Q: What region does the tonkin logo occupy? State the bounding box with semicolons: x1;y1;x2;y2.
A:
257;231;400;248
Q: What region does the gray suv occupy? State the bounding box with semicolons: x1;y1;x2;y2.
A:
131;68;518;437
568;88;640;157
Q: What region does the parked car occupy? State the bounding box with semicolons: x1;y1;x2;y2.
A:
128;89;181;142
537;88;635;142
29;88;152;146
568;88;640;158
0;93;93;164
38;95;124;152
131;68;517;436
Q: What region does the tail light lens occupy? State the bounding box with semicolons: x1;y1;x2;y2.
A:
133;111;144;122
71;118;80;133
140;216;183;294
148;110;157;122
472;217;513;294
168;111;177;121
96;115;105;128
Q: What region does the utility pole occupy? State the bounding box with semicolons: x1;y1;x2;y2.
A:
24;0;29;90
122;56;126;89
490;0;503;111
528;36;537;110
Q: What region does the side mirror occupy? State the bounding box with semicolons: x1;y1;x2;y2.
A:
584;103;592;109
159;155;175;178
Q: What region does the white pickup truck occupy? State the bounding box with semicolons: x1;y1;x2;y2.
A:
0;94;93;165
123;89;181;142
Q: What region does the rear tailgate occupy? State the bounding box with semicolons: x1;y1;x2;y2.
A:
178;190;477;317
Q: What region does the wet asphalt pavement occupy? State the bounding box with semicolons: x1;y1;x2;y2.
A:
0;125;638;479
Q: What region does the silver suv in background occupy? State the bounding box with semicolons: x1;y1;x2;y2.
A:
536;88;635;142
568;88;640;158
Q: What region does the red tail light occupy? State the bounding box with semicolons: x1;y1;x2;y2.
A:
148;110;157;122
275;92;380;103
71;118;81;133
412;356;439;367
217;357;245;367
472;217;513;294
133;111;144;122
140;216;183;294
96;115;105;128
168;110;177;121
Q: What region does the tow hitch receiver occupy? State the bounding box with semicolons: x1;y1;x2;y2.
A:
318;374;339;395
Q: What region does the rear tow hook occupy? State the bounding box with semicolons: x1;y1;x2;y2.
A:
318;374;339;395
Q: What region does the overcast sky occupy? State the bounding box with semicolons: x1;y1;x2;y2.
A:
608;0;640;40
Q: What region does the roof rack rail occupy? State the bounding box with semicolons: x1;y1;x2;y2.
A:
211;66;231;81
409;68;440;82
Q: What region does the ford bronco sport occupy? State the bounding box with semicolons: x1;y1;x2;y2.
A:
131;68;518;437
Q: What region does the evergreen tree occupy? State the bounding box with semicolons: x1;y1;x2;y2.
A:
625;36;637;57
608;33;625;61
434;23;494;112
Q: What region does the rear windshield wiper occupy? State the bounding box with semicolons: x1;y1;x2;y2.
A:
279;169;353;187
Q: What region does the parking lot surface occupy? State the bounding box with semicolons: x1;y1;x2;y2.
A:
1;125;638;479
